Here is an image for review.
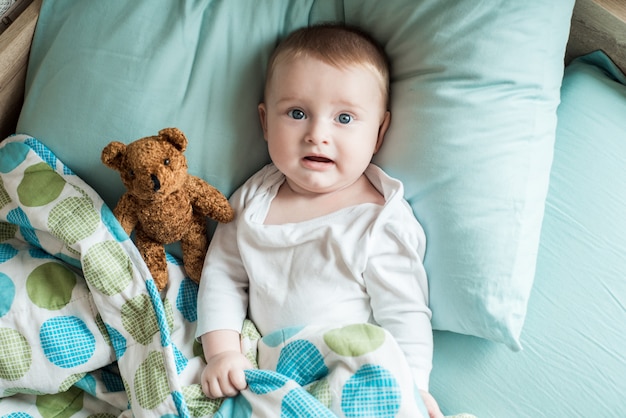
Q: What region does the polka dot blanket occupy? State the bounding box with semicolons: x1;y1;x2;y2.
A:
0;135;475;417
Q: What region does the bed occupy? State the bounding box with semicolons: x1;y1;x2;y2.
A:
0;0;625;416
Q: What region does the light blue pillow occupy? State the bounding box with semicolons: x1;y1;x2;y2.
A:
17;0;574;349
430;51;626;416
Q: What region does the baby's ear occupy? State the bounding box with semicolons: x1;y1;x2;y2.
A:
258;103;269;141
101;141;127;171
374;111;391;153
159;127;188;152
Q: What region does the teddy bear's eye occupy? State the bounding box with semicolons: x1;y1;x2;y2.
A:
129;169;135;178
164;158;170;166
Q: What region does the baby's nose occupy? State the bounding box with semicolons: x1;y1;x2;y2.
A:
305;120;329;144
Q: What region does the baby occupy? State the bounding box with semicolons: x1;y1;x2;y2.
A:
196;23;442;417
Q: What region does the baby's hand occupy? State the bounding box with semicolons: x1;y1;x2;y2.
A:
201;351;253;399
420;390;444;418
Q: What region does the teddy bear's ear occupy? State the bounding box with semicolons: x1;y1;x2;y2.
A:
101;141;127;171
158;127;188;152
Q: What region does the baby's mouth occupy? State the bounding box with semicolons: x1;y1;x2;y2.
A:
304;156;333;163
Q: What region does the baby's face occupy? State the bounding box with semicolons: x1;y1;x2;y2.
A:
258;55;390;196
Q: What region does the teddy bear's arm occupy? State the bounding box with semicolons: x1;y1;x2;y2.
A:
186;176;235;224
113;193;140;235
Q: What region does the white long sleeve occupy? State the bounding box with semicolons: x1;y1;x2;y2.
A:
196;163;433;389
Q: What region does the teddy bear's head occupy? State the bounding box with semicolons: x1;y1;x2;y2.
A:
102;128;190;201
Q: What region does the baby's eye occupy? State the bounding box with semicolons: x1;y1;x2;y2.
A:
337;113;352;124
288;109;306;120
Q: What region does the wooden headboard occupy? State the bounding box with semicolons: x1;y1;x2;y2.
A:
566;0;626;70
0;0;625;139
0;0;41;139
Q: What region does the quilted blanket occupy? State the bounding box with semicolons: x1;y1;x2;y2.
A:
0;135;471;418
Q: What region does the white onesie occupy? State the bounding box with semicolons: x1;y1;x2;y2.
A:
196;163;433;389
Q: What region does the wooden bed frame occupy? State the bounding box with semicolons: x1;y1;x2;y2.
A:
0;0;40;139
0;0;625;140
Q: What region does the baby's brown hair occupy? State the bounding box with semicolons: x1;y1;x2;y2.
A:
264;23;390;109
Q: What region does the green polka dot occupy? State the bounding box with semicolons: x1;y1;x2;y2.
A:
95;314;111;346
0;176;12;209
192;339;204;359
308;378;331;408
242;319;262;341
182;384;222;416
59;373;86;392
0;221;17;242
323;324;386;357
240;320;261;368
163;298;174;334
48;196;99;245
134;351;170;409
0;328;32;380
36;385;83;418
66;246;80;257
3;387;45;396
244;346;257;370
83;241;133;295
26;262;76;310
121;294;159;345
18;162;66;207
72;184;90;199
123;376;132;405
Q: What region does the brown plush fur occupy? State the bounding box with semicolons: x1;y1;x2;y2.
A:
101;127;234;290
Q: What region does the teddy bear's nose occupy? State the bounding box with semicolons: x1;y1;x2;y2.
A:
151;174;161;192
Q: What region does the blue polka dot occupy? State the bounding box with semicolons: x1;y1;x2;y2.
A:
7;208;40;248
2;413;34;418
24;138;74;176
245;369;289;395
341;364;401;418
262;326;305;348
53;252;81;269
173;343;188;374
0;142;30;173
276;340;328;386
101;205;128;242
75;373;97;395
29;248;55;259
0;273;15;317
281;387;335;418
217;394;252;417
166;252;183;265
25;138;58;170
0;243;18;263
19;227;40;248
101;366;125;393
171;390;189;417
144;278;171;347
40;316;96;368
6;207;30;228
63;164;74;176
104;324;127;359
176;278;198;322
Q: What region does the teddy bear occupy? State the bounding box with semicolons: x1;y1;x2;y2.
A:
101;127;234;290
